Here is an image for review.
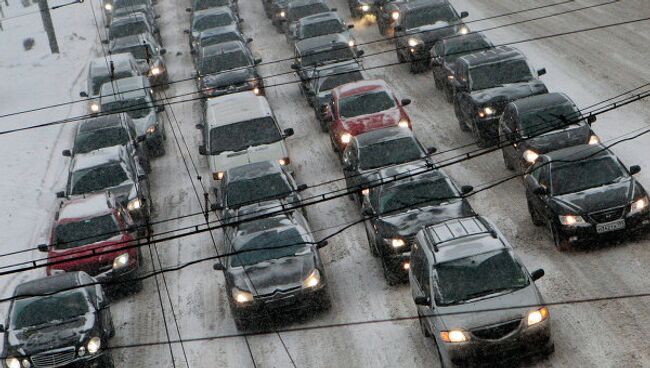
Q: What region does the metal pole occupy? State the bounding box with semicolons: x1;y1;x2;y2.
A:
38;0;59;53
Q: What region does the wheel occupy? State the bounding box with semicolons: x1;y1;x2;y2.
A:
382;259;401;286
502;149;514;170
100;356;115;368
396;47;405;63
318;291;332;311
418;311;431;337
551;223;570;251
364;222;379;257
155;144;166;157
453;99;469;132
130;279;144;293
409;61;419;74
444;86;453;103
527;198;544;226
319;118;329;133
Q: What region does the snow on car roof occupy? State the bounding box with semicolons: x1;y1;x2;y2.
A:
71;145;127;172
459;46;525;68
334;79;390;98
298;11;339;25
205;92;272;126
226;160;282;181
58;193;113;221
100;76;150;103
89;53;135;75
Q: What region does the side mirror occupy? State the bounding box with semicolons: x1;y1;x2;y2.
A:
317;240;329;248
159;48;167;55
184;29;190;34
586;115;597;124
156;105;165;113
531;268;545;281
460;185;473;195
62;149;72;157
185;7;191;12
400;98;411;106
533;186;548;195
37;243;49;252
426;146;437;154
347;24;354;29
210;203;223;211
537;68;547;76
101;40;109;45
413;296;430;306
283;128;295;137
290;63;300;70
56;191;65;198
296;183;308;192
199;145;207;155
246;38;253;44
80;91;88;97
356;49;365;57
460;11;469;19
195;123;205;130
394;25;403;32
629;165;641;175
254;58;262;65
306;90;316;97
213;262;225;271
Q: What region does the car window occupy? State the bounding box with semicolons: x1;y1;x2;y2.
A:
194;0;231;11
518;103;580;137
378;178;457;214
193;13;235;32
300;19;346;39
289;3;329;21
10;291;91;330
230;227;307;267
74;127;130;154
469;60;534;91
201;32;241;47
401;5;457;29
54;214;121;249
110;20;149;39
421;264;431;298
318;71;364;93
302;45;355;66
200;49;252;74
102;97;153;119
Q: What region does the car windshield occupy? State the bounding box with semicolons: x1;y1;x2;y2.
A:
551;156;628;195
302;45;355;66
289;4;329;21
71;163;129;195
200;50;251;74
318;70;363;92
227;173;293;208
54;214;121;249
91;71;135;95
201;32;241;47
444;38;491;62
402;5;457;29
193;13;235;32
11;291;90;330
102;97;152;119
110;20;149;39
338;90;395;118
194;0;230;11
518;103;579;137
435;250;529;305
113;44;152;60
208;117;282;154
301;19;346;39
358;137;423;170
469;60;533;90
74;127;130;154
378;177;457;214
230;227;307;267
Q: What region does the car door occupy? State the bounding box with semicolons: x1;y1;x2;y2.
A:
527;160;551;221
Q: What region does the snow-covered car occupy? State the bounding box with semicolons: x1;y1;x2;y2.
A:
196;92;294;184
286;11;354;47
291;33;363;83
109;33;168;87
186;6;241;51
108;12;161;45
1;272;115;368
57;145;151;226
80;53;141;114
111;4;159;34
99;75;166;156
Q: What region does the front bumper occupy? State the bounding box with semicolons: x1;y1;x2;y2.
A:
558;211;650;244
95;258;140;288
474;116;500;142
231;284;328;320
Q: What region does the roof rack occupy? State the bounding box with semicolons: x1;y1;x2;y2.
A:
427;216;498;252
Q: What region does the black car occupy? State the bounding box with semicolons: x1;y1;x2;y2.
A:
195;40;263;98
431;32;493;102
452;46;548;147
361;169;474;284
109;33;168;87
186;0;238;15
187;6;241;51
287;11;355;47
214;209;331;330
1;272;115;368
279;0;331;34
524;144;650;250
292;33;363;83
393;0;469;73
500;93;600;173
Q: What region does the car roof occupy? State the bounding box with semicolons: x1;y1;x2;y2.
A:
295;33;349;53
206;92;272;126
226;161;283;181
201;40;246;56
288;0;325;8
298;11;340;25
542;143;612;163
58;193;114;221
14;272;89;298
89;53;135;75
355;126;417;147
78;114;127;133
509;92;574;115
71;145;127;172
458;46;526;68
110;34;153;50
100;76;149;103
333;79;391;99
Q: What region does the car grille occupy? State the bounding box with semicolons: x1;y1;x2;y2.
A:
590;207;625;223
471;319;521;340
31;347;76;368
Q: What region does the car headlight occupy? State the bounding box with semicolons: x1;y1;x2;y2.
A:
90;103;100;113
213;171;224;180
150;66;162;76
407;38;422;47
398;119;409;128
388;238;405;248
477;106;495;118
127;198;142;211
146;125;157;134
588;134;599;145
5;358;20;368
523;149;539;163
527;307;549;326
113;253;130;269
361;4;370;12
348;39;355;47
447;75;455;80
279;11;286;18
104;3;113;11
459;26;469;35
391;11;399;20
630;196;649;215
559;215;586;226
87;336;101;354
252;86;261;95
302;269;321;288
278;157;290;166
340;132;352;144
440;330;469;343
361;188;370;196
232;288;254;304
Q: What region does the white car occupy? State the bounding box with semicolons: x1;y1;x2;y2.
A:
196;92;294;185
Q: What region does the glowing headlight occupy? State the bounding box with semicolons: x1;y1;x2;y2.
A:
348;40;355;47
302;269;321;288
440;330;468;343
90;103;100;113
588;134;599;145
361;4;370;12
478;106;495;118
459;26;469;35
21;359;31;368
127;197;142;211
232;288;254;304
87;336;101;354
402;261;410;270
5;358;20;368
279;11;286;18
391;11;399;20
146;125;157;134
252;87;261;95
390;238;405;248
150;66;162;76
361;188;370;196
527;307;549;326
278;157;290;166
630;196;649;214
407;38;422;47
213;171;224;180
104;3;113;11
447;75;455;80
523;149;539;163
340;133;352;144
559;215;586;226
113;253;130;269
398;119;409;128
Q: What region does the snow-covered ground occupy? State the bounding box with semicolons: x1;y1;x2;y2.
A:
2;0;650;366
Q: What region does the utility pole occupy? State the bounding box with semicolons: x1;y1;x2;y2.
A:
38;0;59;53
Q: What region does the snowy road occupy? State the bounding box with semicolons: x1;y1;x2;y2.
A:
2;0;650;366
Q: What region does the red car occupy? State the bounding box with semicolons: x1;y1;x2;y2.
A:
325;79;412;154
39;193;143;292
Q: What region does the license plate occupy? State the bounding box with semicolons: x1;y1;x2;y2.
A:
596;219;625;233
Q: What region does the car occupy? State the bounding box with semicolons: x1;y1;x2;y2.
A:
376;0;411;36
302;60;365;131
341;127;435;198
393;0;469;73
452;46;548;147
411;216;554;366
196;92;294;184
80;53;141;113
186;0;239;15
108;13;161;45
291;33;363;83
111;4;158;33
57;145;151;226
430;32;493;102
195;40;264;98
102;0;156;24
99;76;166;156
215;160;307;213
109;33;168;87
286;11;355;47
325;79;412;154
38;193;144;292
524;144;650;251
192;27;252;63
1;272;115;368
362;169;474;284
62;113;151;173
187;6;241;51
278;0;331;34
269;0;291;25
213;209;331;330
500;93;600;173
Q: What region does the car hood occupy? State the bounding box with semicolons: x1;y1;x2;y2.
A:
208;141;288;174
230;253;316;296
71;182;136;206
551;178;638;214
524;124;590;154
377;201;473;238
6;313;96;356
341;107;402;135
132;111;157;136
202;67;255;89
438;284;541;332
407;21;461;45
470;81;548;105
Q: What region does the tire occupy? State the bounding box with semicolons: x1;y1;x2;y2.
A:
100;356;115;368
318;291;332;311
454;99;469;132
364;223;379;257
502;149;514;170
409;61;419;74
527;198;544;226
319;118;329;133
418;311;431;337
551;223;570;251
131;279;144;293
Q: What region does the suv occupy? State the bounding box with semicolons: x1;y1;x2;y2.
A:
80;53;141;113
291;33;363;83
1;272;115;368
58;145;151;226
279;0;331;34
196;92;294;183
287;11;355;47
431;32;493;102
109;33;168;87
393;0;469;73
500;93;599;173
452;46;548;147
362;169;474;284
410;216;553;366
39;193;143;291
213;209;331;330
524;144;650;250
